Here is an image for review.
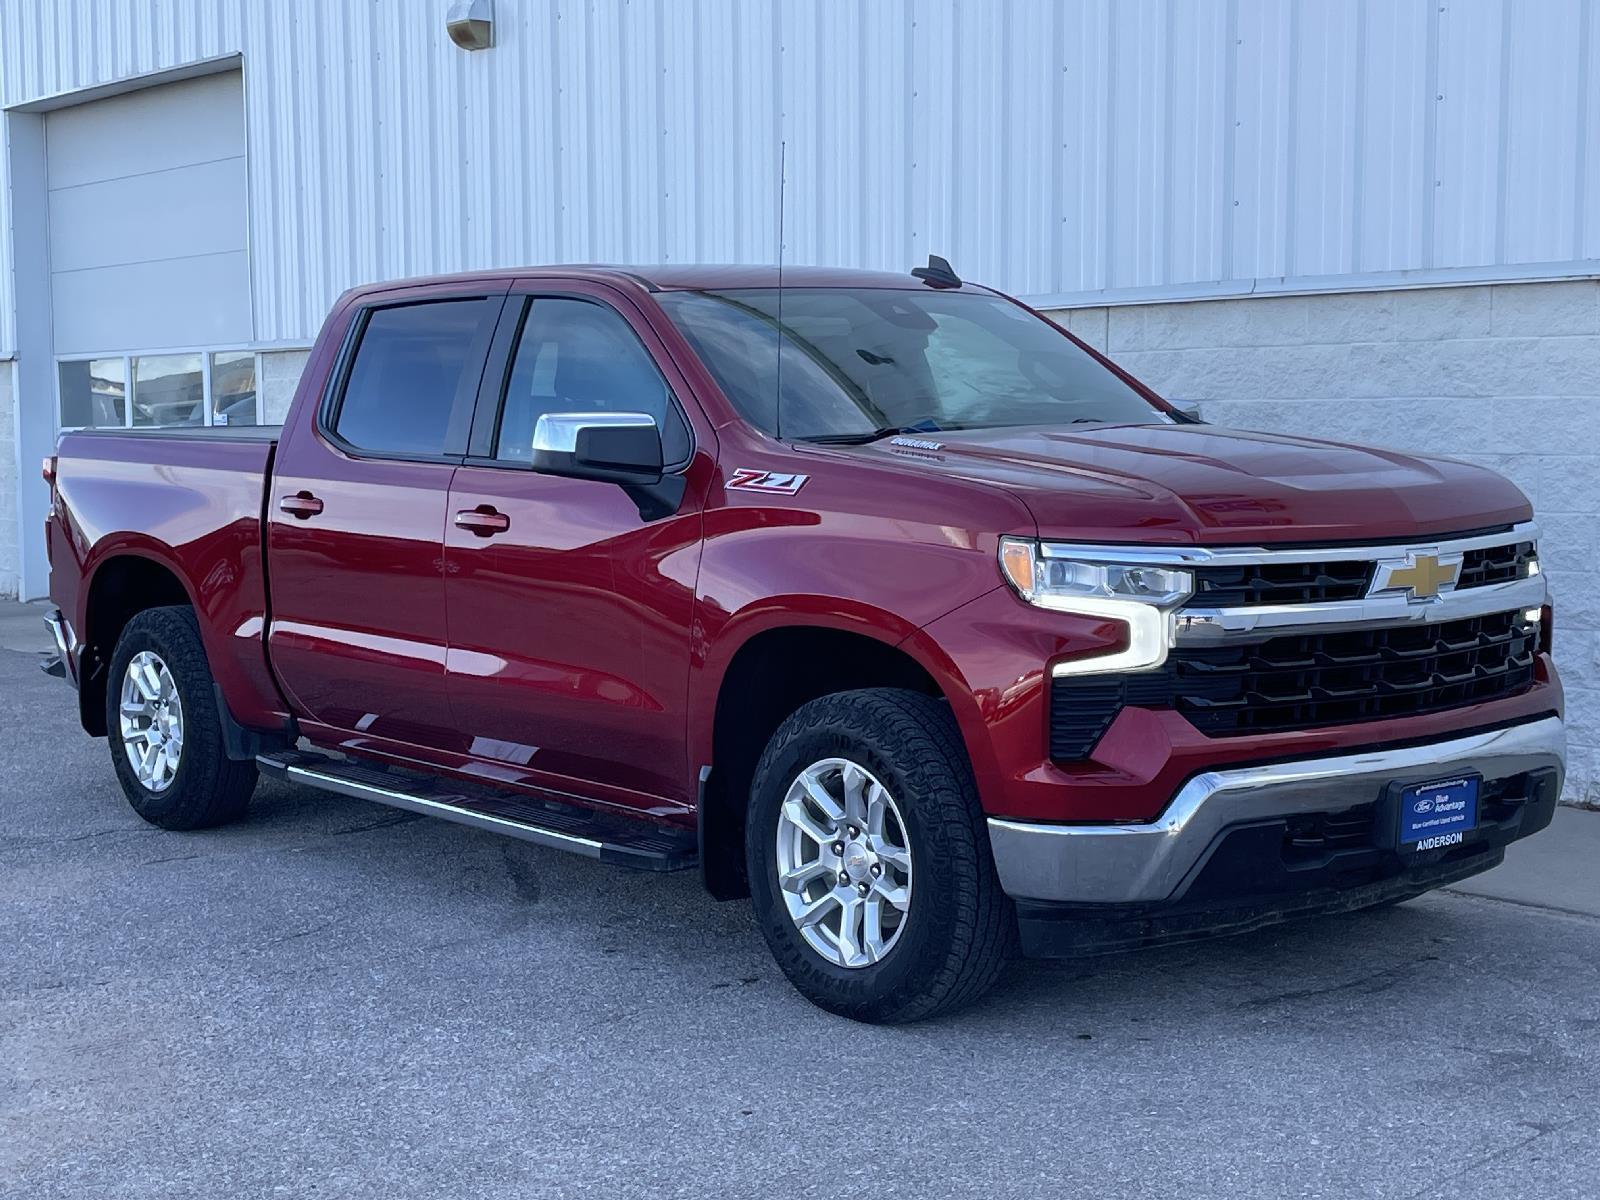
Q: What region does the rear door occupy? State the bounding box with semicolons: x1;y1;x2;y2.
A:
441;282;714;813
267;285;505;746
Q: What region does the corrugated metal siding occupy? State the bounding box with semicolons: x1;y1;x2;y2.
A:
2;0;1597;354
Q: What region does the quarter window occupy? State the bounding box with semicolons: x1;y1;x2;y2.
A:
333;298;500;457
495;298;689;465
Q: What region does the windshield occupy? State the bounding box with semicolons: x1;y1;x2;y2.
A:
656;287;1167;441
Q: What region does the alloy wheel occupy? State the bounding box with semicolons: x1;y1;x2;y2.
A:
774;757;913;968
118;650;185;792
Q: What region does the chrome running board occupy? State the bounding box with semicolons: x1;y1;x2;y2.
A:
256;750;696;871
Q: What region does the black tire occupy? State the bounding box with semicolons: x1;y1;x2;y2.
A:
746;688;1015;1023
105;606;257;830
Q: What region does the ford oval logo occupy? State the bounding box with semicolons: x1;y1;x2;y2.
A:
1413;797;1436;814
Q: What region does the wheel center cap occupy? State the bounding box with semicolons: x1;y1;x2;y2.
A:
843;842;874;881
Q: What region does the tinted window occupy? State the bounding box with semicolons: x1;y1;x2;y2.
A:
334;299;499;456
494;298;690;465
657;288;1165;440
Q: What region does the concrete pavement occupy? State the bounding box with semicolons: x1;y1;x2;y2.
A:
2;609;1597;1199
1448;805;1600;917
0;598;50;654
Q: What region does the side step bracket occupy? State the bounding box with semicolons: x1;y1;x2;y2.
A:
256;750;697;872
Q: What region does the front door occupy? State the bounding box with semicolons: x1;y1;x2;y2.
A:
442;287;711;813
267;289;505;747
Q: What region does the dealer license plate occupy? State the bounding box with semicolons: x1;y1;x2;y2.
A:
1398;774;1480;850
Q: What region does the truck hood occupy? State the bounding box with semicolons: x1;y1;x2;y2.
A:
859;423;1532;544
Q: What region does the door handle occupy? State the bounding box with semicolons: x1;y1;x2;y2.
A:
454;506;511;537
279;491;324;519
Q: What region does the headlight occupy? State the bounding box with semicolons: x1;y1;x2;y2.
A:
999;538;1193;608
999;538;1192;675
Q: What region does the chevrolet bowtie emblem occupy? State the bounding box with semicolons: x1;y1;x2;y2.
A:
1373;552;1461;601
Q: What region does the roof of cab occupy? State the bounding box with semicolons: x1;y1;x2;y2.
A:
343;262;975;303
626;263;957;291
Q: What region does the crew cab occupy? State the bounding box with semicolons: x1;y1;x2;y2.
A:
42;262;1565;1022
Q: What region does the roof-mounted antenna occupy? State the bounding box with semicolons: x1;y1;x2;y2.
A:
911;254;962;289
774;140;787;441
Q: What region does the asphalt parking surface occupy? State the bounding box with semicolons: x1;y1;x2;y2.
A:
3;643;1598;1199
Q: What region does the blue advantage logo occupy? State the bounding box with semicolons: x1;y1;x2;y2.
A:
1400;776;1479;848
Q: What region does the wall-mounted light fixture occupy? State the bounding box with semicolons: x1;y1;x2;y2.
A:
446;0;494;51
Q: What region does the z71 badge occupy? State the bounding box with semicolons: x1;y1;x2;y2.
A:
728;468;810;496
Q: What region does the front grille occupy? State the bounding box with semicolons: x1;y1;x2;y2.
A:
1458;540;1536;589
1048;609;1538;759
1184;533;1534;608
1190;559;1372;607
1046;529;1540;761
1171;611;1537;736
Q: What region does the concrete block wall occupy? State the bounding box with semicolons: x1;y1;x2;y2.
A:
1048;280;1600;807
0;360;17;599
258;350;310;425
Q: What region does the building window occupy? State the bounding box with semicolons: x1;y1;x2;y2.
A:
57;357;127;428
210;351;258;426
56;350;262;430
132;354;204;426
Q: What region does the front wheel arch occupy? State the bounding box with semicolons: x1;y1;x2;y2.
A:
699;623;947;902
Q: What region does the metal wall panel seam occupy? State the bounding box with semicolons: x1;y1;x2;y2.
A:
1577;0;1594;258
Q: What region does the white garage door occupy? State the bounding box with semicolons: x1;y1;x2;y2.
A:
47;70;259;429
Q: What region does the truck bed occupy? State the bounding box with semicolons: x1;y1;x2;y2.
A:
49;424;287;731
60;424;283;442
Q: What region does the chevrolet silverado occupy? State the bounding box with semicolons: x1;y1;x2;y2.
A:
42;262;1564;1022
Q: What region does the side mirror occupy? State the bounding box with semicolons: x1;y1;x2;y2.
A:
531;411;664;484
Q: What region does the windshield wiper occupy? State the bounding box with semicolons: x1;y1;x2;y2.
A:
802;423;949;446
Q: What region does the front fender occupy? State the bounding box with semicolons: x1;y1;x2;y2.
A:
686;434;1042;797
904;586;1128;816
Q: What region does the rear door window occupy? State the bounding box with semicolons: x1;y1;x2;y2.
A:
332;298;501;457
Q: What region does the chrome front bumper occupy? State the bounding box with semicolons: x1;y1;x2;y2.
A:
987;716;1566;905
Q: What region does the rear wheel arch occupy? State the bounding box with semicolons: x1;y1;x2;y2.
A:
78;553;195;737
698;622;951;901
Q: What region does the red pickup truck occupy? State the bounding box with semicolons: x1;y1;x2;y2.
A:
43;263;1564;1022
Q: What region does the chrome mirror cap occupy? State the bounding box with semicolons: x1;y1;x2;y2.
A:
532;411;658;454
